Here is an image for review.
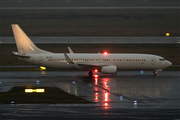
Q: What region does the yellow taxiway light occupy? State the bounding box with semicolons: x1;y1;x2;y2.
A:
40;66;46;70
25;89;45;93
166;33;170;36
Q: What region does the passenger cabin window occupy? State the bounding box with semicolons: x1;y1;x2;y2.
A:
47;58;147;62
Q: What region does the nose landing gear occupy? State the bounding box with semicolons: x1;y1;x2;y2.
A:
154;71;157;76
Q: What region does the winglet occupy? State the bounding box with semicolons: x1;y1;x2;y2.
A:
68;47;74;54
63;52;74;64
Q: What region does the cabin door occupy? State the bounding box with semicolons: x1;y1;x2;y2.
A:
151;57;155;65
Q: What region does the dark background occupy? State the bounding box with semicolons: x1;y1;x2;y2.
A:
0;0;179;36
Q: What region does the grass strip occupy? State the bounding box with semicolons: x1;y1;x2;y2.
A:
0;86;92;104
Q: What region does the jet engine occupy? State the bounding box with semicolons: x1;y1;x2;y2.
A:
101;66;117;74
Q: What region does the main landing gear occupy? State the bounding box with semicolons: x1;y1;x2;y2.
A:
154;71;157;76
88;71;93;77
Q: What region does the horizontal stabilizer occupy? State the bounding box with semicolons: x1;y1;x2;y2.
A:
12;51;29;58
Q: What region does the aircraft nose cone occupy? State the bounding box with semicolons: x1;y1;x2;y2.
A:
166;61;172;67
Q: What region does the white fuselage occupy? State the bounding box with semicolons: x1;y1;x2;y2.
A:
18;53;172;71
11;24;172;75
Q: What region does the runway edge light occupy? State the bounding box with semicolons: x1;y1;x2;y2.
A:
25;89;45;93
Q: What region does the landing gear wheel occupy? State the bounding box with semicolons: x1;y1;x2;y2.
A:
88;71;93;77
154;71;157;76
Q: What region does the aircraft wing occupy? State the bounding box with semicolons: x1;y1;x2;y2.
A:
12;51;30;58
63;52;106;69
74;62;109;71
77;63;102;69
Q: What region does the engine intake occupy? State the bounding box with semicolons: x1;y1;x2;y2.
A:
101;66;117;74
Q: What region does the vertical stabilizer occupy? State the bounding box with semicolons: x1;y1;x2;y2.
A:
11;24;51;54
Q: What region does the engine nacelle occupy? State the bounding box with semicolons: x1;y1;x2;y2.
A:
101;66;117;74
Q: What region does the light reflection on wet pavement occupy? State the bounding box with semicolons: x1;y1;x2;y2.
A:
0;71;179;119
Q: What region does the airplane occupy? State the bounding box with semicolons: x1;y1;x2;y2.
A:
11;24;172;76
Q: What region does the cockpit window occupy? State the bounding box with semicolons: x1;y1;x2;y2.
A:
159;58;165;61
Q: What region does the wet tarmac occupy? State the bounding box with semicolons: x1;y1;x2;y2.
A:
0;71;180;119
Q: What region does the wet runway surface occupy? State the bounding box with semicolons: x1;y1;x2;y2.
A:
0;71;180;119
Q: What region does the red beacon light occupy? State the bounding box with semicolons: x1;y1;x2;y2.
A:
94;69;98;73
104;52;108;55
